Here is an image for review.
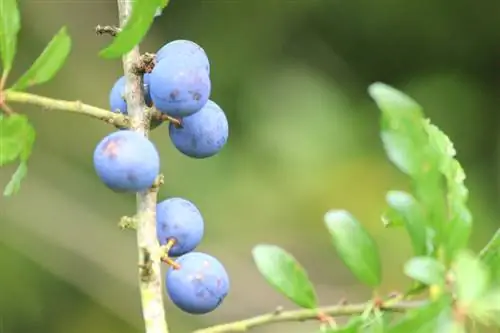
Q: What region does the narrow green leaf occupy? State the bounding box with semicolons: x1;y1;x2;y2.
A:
11;27;72;91
387;297;451;333
479;229;500;285
454;250;489;306
99;0;162;59
0;114;33;165
423;121;472;262
324;210;382;287
252;244;317;309
368;82;429;176
404;256;446;286
0;0;20;75
385;191;427;255
3;161;27;196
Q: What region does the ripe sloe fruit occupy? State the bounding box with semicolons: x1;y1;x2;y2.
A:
156;40;210;75
149;58;211;118
93;130;160;192
109;74;153;114
166;252;229;314
156;197;204;257
169;100;228;158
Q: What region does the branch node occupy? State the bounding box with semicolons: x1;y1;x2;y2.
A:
133;53;156;75
118;215;138;230
95;24;121;36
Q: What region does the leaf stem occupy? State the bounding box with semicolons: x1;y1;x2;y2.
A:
193;300;427;333
115;1;169;333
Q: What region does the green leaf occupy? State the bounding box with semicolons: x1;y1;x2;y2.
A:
404;256;446;286
387;297;451;333
423;121;472;262
479;229;500;285
324;210;382;287
11;26;72;91
252;244;317;308
384;191;428;255
99;0;163;59
0;0;20;75
0;114;34;165
3;161;27;196
368;82;429;176
158;0;170;9
368;83;447;249
454;250;489;306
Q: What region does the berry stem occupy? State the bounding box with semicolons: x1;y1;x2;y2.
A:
115;1;169;333
192;300;427;333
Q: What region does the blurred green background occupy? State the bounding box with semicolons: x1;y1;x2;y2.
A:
1;0;500;332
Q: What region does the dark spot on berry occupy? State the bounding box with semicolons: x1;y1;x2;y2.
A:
127;172;138;184
170;90;180;101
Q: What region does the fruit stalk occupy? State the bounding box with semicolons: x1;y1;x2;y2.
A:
115;1;169;333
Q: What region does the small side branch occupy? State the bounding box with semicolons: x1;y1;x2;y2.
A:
192;300;427;333
3;90;130;127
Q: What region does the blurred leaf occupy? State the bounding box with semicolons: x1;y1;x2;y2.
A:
158;0;170;9
4;161;27;196
404;257;446;286
99;0;163;59
468;289;500;326
368;82;446;252
387;297;451;333
11;27;71;91
252;244;317;308
0;0;20;75
385;191;427;255
324;210;382;287
454;250;489;306
0;114;34;165
479;229;500;285
368;82;428;176
423;121;472;262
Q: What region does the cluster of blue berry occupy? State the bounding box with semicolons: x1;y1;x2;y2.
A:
93;40;230;315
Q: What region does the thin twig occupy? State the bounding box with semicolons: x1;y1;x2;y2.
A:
115;1;169;333
3;90;129;127
3;90;178;128
193;300;428;333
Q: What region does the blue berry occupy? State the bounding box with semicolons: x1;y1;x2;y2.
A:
169;100;228;158
156;40;210;75
93;130;160;192
109;75;153;114
156;198;204;257
166;252;229;314
149;59;211;118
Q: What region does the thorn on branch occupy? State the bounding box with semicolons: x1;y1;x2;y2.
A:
95;24;121;37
